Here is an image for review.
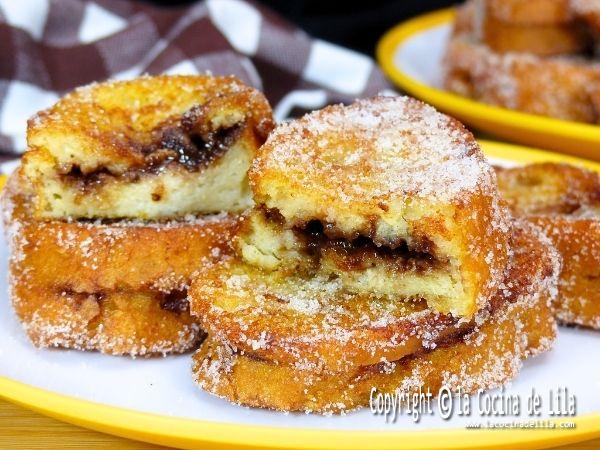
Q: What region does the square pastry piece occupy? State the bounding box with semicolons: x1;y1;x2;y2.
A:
244;96;511;317
22;75;274;219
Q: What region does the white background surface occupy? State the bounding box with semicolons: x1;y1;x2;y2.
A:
1;24;600;431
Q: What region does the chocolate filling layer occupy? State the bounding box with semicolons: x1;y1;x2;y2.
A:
293;219;443;274
59;104;243;191
261;206;435;253
159;289;190;314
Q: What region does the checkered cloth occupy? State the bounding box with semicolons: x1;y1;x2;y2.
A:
0;0;393;171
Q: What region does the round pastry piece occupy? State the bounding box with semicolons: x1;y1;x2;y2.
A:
496;163;600;329
11;215;238;293
192;221;559;413
444;36;600;123
11;283;202;356
247;96;511;317
22;75;274;220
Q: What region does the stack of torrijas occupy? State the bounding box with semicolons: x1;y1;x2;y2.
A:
189;96;560;413
3;75;274;356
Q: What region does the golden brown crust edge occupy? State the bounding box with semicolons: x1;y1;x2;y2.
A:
496;163;600;329
11;284;204;356
443;34;600;123
27;75;274;173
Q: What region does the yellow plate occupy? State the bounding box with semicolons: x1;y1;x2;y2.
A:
2;141;600;449
377;8;600;161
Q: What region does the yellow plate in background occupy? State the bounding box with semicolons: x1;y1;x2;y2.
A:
1;140;600;450
377;8;600;161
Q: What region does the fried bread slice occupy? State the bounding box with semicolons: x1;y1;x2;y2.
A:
2;173;232;355
496;163;600;329
446;1;600;123
22;75;274;219
444;36;600;123
4;185;238;293
478;0;586;55
246;96;511;317
12;283;202;356
191;255;477;373
191;221;559;412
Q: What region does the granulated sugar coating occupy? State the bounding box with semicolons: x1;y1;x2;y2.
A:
190;260;484;373
496;163;600;329
252;95;488;206
1;173;232;356
191;220;559;413
444;0;600;123
22;74;275;220
248;95;511;318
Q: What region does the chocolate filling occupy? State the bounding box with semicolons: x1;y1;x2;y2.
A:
148;121;241;171
59;104;243;191
293;219;443;274
159;289;190;314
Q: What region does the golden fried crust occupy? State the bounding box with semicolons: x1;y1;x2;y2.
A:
4;174;240;293
12;283;202;356
482;16;589;56
189;221;555;373
446;1;600;123
485;0;574;25
248;96;510;317
2;174;232;355
191;222;558;413
27;75;273;174
249;96;494;240
496;163;600;329
15;217;237;293
532;217;600;329
495;163;600;214
475;0;589;57
444;36;600;123
191;260;472;373
22;75;274;219
14;211;238;295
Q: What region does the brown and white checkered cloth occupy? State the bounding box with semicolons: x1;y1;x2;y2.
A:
0;0;393;172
